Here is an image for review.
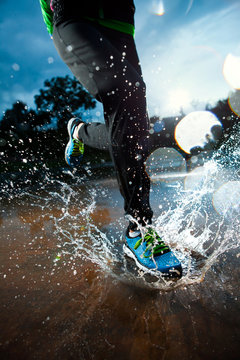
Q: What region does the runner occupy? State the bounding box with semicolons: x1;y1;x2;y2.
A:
39;0;182;276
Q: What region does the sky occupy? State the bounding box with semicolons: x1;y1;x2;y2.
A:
0;0;240;120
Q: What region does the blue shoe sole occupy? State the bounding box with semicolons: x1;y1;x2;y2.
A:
123;243;182;278
64;140;83;167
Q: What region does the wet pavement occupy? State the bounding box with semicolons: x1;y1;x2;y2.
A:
0;164;240;360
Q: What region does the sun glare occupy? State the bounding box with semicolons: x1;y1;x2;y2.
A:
154;0;165;16
168;89;191;112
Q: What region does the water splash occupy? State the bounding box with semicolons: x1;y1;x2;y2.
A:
153;162;239;287
2;126;239;291
33;146;239;291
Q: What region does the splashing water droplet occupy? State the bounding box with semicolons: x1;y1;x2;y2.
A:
67;45;73;52
48;57;54;64
12;63;20;71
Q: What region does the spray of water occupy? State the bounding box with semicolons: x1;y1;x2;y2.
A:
4;126;239;291
40;150;239;290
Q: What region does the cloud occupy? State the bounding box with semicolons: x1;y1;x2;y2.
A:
0;3;64;115
1;85;38;115
1;0;240;120
137;2;240;116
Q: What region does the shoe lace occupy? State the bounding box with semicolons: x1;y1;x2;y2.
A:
134;228;170;258
72;139;84;156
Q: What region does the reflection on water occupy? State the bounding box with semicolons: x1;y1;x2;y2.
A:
0;140;240;359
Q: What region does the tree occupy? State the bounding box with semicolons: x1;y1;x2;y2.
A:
0;101;37;135
206;91;240;132
34;75;96;130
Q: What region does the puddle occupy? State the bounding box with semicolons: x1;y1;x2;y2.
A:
0;134;239;359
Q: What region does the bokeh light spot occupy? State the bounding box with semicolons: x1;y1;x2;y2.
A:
228;90;240;117
153;120;165;133
146;148;185;181
175;111;222;154
213;181;240;216
223;54;240;90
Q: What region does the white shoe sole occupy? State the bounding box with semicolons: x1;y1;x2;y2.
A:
65;118;82;165
123;244;162;276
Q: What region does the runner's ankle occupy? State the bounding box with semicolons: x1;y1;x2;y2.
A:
73;123;84;140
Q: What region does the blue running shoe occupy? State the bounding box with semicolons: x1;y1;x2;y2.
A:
123;227;182;277
65;118;84;167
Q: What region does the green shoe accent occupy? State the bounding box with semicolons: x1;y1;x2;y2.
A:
71;139;84;157
134;228;170;258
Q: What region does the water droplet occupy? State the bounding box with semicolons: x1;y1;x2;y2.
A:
67;45;73;52
0;138;7;147
12;63;20;71
48;57;54;64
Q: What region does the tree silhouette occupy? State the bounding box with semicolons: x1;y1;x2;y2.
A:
0;101;36;135
0;77;238;180
34;75;96;130
0;76;101;171
207;91;240;132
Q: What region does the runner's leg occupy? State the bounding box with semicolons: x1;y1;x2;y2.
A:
53;20;153;225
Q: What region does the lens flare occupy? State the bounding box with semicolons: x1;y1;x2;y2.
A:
153;0;165;16
174;111;222;155
228;90;240;117
186;0;194;15
223;54;240;90
212;181;240;216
